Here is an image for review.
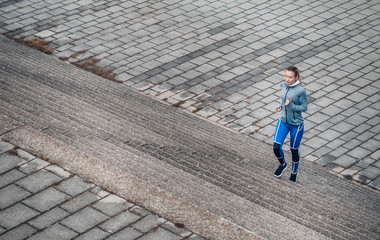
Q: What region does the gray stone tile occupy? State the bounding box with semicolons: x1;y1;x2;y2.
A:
74;227;110;240
355;97;376;109
106;227;143;240
132;214;166;233
90;187;110;199
60;207;109;233
249;108;271;119
115;72;134;82
232;108;251;119
16;169;62;193
354;125;373;138
29;207;70;230
340;165;361;177
215;71;237;82
313;146;333;158
353;172;372;185
357;107;379;119
82;26;101;35
373;158;380;169
341;132;361;145
22;187;69;212
0;169;25;188
138;227;181;240
233;101;250;111
173;91;195;101
0;184;31;209
333;155;358;168
89;45;111;54
235;115;256;127
246;101;265;111
318;129;342;142
100;210;140;233
60;191;100;213
299;145;315;157
239;86;260;97
320;105;343;117
0;141;14;154
14;149;35;161
346;146;372;159
360;166;380;180
316;155;335;166
197;106;218;118
18;158;49;174
326;162;345;173
92;194;133;216
306;112;330;125
355;157;376;168
56;176;94;197
329;146;350;158
0;153;26;174
129;206;150;218
45;165;72;179
253;117;274;129
0;224;37;240
202;78;223;88
344;114;368;126
368;176;380;190
28;223;78;240
331;121;355;133
0;203;39;229
304;137;329;149
212;100;233;110
132;81;153;91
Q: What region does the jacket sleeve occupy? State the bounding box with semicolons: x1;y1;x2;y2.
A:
278;98;283;109
278;83;284;109
288;90;307;112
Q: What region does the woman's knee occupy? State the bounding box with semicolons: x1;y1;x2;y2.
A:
273;142;282;158
291;148;300;162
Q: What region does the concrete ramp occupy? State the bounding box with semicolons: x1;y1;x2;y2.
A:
1;36;379;239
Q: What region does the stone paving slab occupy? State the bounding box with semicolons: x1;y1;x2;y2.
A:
0;0;379;189
0;140;205;240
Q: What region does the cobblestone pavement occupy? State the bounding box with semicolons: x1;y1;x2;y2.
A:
0;0;379;190
0;139;205;240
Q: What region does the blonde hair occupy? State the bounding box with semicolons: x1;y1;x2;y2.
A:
286;65;301;83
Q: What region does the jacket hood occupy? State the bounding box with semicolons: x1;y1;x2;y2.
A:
286;80;301;87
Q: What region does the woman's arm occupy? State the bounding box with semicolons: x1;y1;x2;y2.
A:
288;91;307;112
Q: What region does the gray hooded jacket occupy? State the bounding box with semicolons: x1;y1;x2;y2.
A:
279;80;308;125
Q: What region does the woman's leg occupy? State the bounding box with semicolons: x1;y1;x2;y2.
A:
273;120;289;165
289;123;304;173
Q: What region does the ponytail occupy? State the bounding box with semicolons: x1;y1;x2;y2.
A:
286;65;302;83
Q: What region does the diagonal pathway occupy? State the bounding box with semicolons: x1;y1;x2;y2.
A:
1;0;379;189
1;34;379;240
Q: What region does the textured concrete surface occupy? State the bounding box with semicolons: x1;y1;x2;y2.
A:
1;0;379;190
0;35;379;239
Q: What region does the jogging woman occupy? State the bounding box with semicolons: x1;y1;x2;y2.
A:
273;66;307;182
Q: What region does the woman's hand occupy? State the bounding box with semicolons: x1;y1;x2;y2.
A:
285;97;292;106
276;107;282;112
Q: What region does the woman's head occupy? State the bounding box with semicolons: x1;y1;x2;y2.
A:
284;66;301;85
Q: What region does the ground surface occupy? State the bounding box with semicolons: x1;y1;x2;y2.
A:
1;0;379;189
1;35;379;239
